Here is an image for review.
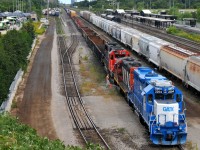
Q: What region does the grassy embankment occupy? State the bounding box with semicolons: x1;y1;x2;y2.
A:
167;26;200;43
0;113;103;149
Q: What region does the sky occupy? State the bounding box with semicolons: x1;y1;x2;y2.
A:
59;0;82;4
59;0;70;4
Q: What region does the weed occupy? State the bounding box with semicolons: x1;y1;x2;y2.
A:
186;141;198;150
11;101;17;109
118;128;126;133
82;55;88;61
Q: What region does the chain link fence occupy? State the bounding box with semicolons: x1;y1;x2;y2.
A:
0;69;24;113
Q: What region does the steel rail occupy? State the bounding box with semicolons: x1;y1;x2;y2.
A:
70;12;189;150
121;18;200;52
58;36;87;143
58;11;111;149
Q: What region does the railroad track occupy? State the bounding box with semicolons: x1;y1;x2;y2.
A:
121;18;200;52
70;14;188;150
57;12;110;149
178;144;184;150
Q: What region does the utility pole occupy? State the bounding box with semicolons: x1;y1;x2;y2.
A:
13;0;14;12
47;0;49;19
22;0;24;12
117;2;120;9
189;0;190;8
185;0;186;9
150;0;151;9
16;0;18;10
29;0;31;12
173;0;175;15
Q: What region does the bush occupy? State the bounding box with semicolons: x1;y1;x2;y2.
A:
0;113;104;150
32;22;46;35
0;23;35;104
0;113;66;149
166;26;179;34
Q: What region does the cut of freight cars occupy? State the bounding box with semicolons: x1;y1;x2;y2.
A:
71;11;188;145
80;10;200;92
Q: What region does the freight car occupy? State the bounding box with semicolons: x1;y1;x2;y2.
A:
81;26;130;77
71;14;187;145
69;10;77;18
80;10;200;92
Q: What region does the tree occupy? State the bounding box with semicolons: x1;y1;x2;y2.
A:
197;8;200;22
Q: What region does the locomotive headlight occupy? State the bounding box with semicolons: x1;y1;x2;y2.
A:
179;126;182;130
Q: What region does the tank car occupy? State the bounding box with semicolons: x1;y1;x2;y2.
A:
127;67;187;145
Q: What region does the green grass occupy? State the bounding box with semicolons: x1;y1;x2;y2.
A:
11;101;17;109
166;26;200;43
0;113;103;149
55;17;63;35
185;141;198;150
0;113;66;149
82;55;89;61
32;22;46;35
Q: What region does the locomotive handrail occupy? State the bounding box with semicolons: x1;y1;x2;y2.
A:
158;114;166;125
180;113;187;123
173;114;179;125
150;117;157;132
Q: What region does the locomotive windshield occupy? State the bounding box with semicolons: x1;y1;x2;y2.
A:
115;54;126;58
154;86;175;100
155;93;174;100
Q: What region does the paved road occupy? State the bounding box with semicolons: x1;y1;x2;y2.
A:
18;19;57;140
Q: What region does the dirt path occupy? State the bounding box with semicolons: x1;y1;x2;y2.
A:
16;20;57;140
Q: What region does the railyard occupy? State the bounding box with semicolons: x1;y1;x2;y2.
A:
5;5;200;150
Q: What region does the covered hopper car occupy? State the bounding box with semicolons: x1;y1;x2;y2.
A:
80;10;200;93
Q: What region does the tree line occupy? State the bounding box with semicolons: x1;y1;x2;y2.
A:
74;0;200;21
0;0;58;12
0;22;35;105
74;0;200;10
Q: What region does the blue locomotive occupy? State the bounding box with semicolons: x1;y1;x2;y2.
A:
127;67;187;145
